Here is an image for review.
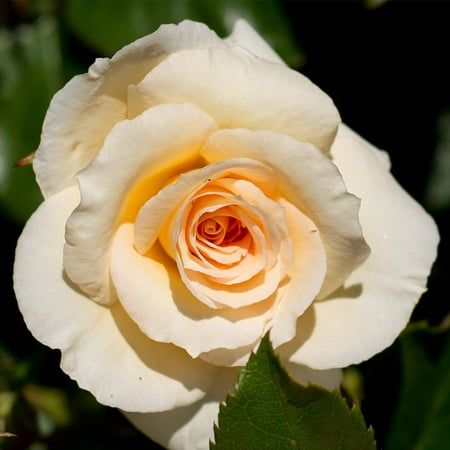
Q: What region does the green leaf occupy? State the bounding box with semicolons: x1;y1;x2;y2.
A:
65;0;304;67
212;335;376;450
0;16;63;223
387;328;450;450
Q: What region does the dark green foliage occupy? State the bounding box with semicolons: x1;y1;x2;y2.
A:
66;0;304;67
0;17;62;223
387;326;450;450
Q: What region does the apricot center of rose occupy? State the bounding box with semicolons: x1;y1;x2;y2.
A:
197;215;248;246
133;163;294;310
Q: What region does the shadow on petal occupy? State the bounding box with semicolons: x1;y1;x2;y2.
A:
110;302;215;392
317;282;363;303
276;306;316;357
199;341;258;367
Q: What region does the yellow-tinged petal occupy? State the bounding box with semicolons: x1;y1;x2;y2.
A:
64;103;216;305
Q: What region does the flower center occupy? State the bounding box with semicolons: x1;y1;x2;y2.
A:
197;216;248;246
134;162;295;310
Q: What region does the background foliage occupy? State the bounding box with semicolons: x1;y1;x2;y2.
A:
1;0;449;449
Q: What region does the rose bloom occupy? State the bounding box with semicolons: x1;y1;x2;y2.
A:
14;20;438;449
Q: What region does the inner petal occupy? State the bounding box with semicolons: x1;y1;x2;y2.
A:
180;249;288;309
198;216;228;242
222;217;247;245
172;181;293;309
196;232;252;265
134;158;277;256
133;158;292;311
180;203;269;285
183;186;283;270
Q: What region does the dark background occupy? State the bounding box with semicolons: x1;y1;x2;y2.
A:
1;1;449;449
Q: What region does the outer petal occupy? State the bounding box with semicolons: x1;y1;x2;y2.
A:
225;19;285;65
129;47;340;153
14;187;217;412
199;342;259;367
280;125;439;369
111;224;277;359
33;20;225;197
124;368;238;450
284;363;343;391
202;128;370;300
64;103;216;305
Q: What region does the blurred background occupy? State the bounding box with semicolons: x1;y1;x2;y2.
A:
1;1;449;449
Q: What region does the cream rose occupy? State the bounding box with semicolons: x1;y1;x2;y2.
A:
14;20;438;450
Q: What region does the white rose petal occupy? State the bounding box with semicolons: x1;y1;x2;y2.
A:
128;46;340;153
14;187;218;413
33;20;227;198
279;125;440;369
269;199;327;348
225;19;286;65
198;342;259;367
124;368;238;450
